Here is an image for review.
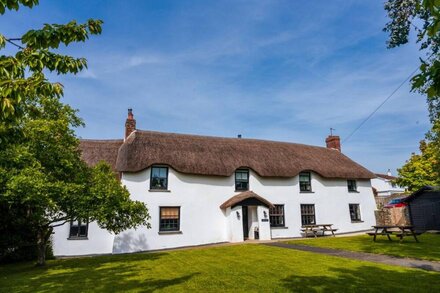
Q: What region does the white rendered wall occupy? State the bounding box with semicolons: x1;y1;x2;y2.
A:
113;168;233;253
53;167;377;256
257;206;271;240
52;222;114;256
371;178;405;197
228;206;244;242
248;171;377;239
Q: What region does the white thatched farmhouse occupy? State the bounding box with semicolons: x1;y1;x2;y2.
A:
52;109;377;256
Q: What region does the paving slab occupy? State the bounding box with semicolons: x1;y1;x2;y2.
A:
264;242;440;272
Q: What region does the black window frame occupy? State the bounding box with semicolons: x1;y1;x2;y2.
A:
300;204;316;226
69;219;88;238
299;172;312;192
269;204;285;227
347;179;357;192
150;166;169;190
235;169;249;191
349;204;362;222
159;206;181;232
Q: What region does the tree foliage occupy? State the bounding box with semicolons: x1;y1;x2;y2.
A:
0;1;150;265
0;0;102;124
384;0;440;121
396;138;440;190
385;1;440;187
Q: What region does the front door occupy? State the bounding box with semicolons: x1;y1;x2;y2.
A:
242;206;249;239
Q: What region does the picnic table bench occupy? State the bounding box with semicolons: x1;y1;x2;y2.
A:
301;224;338;237
367;225;420;243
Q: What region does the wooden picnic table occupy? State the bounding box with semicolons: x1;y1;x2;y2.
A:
367;225;420;243
301;224;338;237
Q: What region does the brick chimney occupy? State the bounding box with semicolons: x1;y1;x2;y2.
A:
125;108;136;139
325;135;341;152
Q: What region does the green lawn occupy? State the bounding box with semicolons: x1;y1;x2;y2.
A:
287;234;440;262
1;244;439;292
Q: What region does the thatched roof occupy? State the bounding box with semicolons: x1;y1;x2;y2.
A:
375;173;397;180
220;191;275;209
115;130;375;179
79;139;123;170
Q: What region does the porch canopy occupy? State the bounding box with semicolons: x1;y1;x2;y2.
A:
220;190;274;209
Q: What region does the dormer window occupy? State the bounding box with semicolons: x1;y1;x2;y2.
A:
235;169;249;191
150;166;168;190
299;172;312;192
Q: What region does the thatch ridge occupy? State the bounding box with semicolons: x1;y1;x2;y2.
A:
116;130;375;179
375;173;397;180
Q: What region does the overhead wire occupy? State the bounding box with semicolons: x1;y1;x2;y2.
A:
342;65;421;143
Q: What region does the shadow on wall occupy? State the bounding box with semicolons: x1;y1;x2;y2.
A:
174;171;234;187
113;231;150;254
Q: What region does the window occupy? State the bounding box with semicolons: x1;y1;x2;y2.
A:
349;204;362;222
347;179;357;192
150;166;168;190
69;220;88;238
235;169;249;191
269;205;285;227
300;204;315;226
159;207;180;232
299;172;312;192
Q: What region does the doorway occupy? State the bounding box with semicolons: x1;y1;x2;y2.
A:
242;206;249;239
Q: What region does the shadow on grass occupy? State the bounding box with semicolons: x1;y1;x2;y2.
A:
293;234;440;262
2;252;200;292
350;234;440;261
281;265;440;292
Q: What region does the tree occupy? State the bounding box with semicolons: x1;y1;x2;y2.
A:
396;139;440;190
384;1;440;185
0;1;151;266
384;0;440;121
0;0;102;126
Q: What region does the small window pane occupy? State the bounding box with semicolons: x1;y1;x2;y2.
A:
235;169;249;191
270;205;285;227
349;204;361;221
299;172;312;192
347;180;357;192
69;219;88;238
300;204;315;226
160;207;180;231
69;226;79;237
79;225;88;237
151;166;168;190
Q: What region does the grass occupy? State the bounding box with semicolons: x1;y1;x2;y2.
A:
287;234;440;262
1;244;440;292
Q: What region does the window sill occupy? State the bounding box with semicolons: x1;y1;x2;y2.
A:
300;191;315;193
158;231;182;235
67;237;88;240
351;220;364;223
348;191;360;193
271;226;288;229
149;189;171;192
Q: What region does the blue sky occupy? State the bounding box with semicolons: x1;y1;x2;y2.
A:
0;0;430;174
